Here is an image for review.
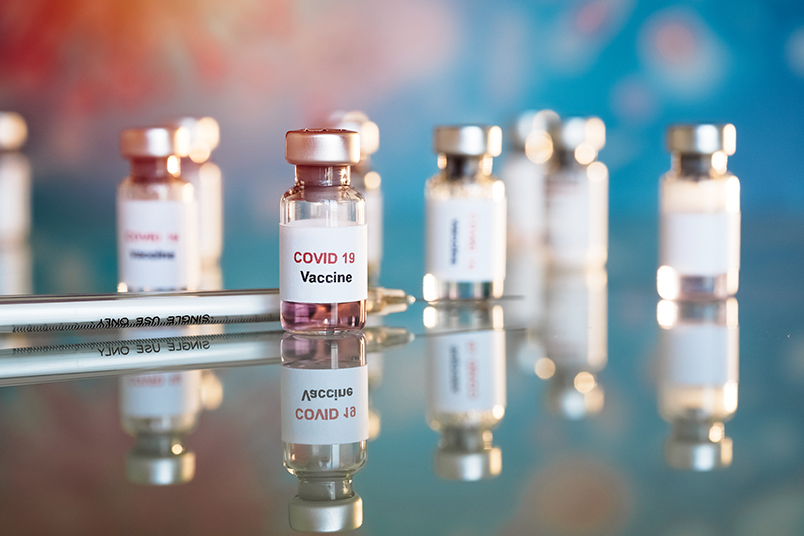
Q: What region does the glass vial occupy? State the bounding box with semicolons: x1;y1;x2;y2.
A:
541;268;607;419
0;112;30;248
120;370;204;485
423;125;506;301
658;124;740;300
424;302;506;481
169;117;223;270
327;111;383;287
117;127;200;293
657;298;738;471
502;110;559;248
281;332;368;532
545;117;608;269
0;112;32;297
280;129;367;332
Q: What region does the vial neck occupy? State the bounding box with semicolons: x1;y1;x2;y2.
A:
132;432;185;456
295;165;350;187
672;153;726;178
440;426;491;452
129;157;176;183
442;155;492;181
297;476;354;501
672;418;723;442
556;149;588;170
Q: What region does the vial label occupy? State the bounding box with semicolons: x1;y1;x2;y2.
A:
364;188;383;268
121;371;201;418
281;365;369;445
661;325;738;385
425;198;506;282
279;222;368;303
547;180;590;264
117;199;199;291
503;155;546;242
661;212;740;275
427;330;506;413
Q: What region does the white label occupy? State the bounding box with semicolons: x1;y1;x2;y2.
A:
547;180;589;265
502;155;546;242
427;330;506;413
0;153;31;242
364;188;383;270
661;212;740;276
661;324;739;385
425;198;506;282
121;371;201;418
117;199;199;291
279;222;368;303
281;366;369;445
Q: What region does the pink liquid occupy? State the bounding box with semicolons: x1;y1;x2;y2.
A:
281;300;366;332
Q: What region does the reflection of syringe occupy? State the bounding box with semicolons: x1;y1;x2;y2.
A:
0;286;414;333
0;325;413;386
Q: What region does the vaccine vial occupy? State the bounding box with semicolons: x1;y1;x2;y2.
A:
117;127;200;293
280;332;368;532
280;129;367;332
502;110;559;248
423;125;506;301
545;117;608;269
657;298;738;471
657;124;739;300
0;112;31;247
424;302;506;480
169;117;223;270
120;370;204;485
541;268;607;419
327;111;383;287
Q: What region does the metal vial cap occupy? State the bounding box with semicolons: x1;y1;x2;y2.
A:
288;494;363;532
121;126;190;158
553;117;606;151
125;449;196;485
667;123;736;155
511;110;560;149
433;125;502;157
285;129;360;166
0;112;27;151
434;447;502;481
327;111;380;156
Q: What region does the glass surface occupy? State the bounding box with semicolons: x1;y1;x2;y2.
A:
2;175;803;534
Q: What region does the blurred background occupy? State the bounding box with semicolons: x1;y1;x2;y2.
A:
2;0;803;294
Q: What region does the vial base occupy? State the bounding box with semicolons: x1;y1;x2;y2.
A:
281;300;366;333
660;273;737;300
423;277;503;302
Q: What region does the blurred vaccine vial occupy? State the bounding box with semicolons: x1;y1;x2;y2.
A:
658;124;740;300
657;299;738;471
0;112;32;297
502;110;559;248
327;112;383;286
120;370;206;485
424;302;506;480
169;117;223;271
545;117;608;269
279;129;367;332
0;112;30;247
117;127;200;293
541;268;607;419
423;125;506;301
281;332;368;532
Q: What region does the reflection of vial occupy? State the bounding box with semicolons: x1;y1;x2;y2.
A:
169;117;223;269
0;112;31;247
424;303;506;481
502;110;559;248
541;268;607;419
423;125;506;302
657;124;740;300
545;117;608;269
327;112;383;286
280;129;367;333
657;299;738;471
117;127;199;292
281;333;368;532
120;370;204;485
